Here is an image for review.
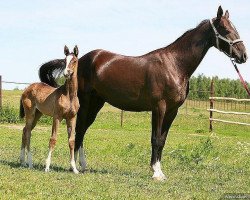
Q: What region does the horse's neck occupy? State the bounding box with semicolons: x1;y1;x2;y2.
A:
167;20;213;79
65;73;78;100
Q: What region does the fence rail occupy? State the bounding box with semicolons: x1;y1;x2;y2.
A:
209;97;250;102
209;118;250;126
207;108;250;116
2;81;31;85
209;79;250;131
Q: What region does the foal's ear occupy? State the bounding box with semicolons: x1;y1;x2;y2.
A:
224;10;229;19
217;5;223;19
64;45;70;56
73;45;79;57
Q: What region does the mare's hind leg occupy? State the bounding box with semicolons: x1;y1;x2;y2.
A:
45;117;60;172
66;116;79;174
75;92;105;172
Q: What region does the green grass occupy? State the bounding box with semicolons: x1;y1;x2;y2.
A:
0;90;249;199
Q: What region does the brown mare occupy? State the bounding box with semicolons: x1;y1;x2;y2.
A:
39;6;247;180
20;46;80;174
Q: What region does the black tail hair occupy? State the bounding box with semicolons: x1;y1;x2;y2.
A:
39;59;65;87
19;99;25;119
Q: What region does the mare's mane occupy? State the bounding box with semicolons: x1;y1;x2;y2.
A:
170;19;209;46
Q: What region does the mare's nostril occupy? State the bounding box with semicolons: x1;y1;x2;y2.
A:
242;52;248;62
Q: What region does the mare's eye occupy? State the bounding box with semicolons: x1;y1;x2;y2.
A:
220;27;230;35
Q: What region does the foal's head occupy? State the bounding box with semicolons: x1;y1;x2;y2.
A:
211;6;247;64
63;45;79;79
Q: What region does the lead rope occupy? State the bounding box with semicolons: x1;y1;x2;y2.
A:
231;58;250;96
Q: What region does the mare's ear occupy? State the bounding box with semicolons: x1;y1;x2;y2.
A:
224;10;229;19
217;6;223;19
73;45;79;57
64;45;70;56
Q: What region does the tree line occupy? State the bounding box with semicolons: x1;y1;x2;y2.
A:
188;74;250;100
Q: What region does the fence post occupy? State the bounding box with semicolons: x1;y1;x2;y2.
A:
0;75;2;109
209;79;214;132
121;110;124;127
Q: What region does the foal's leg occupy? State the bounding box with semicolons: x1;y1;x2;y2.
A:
25;119;34;168
20;126;27;166
20;112;35;168
66;117;79;174
45;117;59;172
151;100;166;181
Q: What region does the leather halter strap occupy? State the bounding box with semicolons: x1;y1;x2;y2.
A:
209;19;243;57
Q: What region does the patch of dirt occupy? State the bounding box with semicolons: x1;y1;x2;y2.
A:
0;124;49;131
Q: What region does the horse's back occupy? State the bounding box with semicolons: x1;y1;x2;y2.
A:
21;82;57;116
77;49;158;111
22;82;56;98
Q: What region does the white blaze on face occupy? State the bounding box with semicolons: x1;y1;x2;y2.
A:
64;55;74;76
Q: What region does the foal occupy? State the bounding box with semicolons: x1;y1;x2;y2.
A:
19;45;80;173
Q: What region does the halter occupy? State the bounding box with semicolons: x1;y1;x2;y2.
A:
209;19;243;57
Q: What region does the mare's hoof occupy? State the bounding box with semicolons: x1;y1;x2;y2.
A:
152;175;167;181
45;168;50;172
20;162;27;167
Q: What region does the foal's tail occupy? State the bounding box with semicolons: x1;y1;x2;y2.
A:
19;99;25;119
39;59;66;88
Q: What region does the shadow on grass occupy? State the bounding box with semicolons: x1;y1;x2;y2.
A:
0;159;68;173
0;159;147;178
86;167;146;178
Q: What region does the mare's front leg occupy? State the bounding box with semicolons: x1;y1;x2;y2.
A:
66;117;79;174
45;117;60;172
151;102;178;181
151;100;166;181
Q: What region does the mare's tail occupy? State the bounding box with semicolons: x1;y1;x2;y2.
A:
19;99;25;119
39;59;65;87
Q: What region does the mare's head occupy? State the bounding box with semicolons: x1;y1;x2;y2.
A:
63;45;79;79
211;6;247;63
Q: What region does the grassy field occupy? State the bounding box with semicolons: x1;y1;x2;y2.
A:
0;90;249;199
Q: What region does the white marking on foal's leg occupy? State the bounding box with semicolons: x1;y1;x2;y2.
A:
70;159;79;174
45;150;52;172
79;146;86;171
27;151;33;168
152;160;166;181
20;148;26;166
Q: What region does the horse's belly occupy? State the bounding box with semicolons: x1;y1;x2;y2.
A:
97;89;152;111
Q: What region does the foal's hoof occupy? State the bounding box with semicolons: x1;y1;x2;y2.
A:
45;168;50;172
73;169;79;174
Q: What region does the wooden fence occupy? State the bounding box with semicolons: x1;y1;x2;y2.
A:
208;96;250;131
